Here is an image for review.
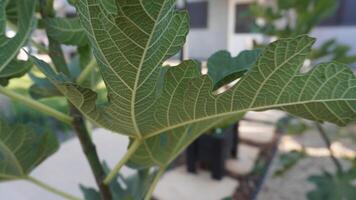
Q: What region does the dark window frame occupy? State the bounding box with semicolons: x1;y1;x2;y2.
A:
234;3;255;33
187;1;209;29
319;0;356;26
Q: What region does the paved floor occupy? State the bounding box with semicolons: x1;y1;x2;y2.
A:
154;166;238;200
257;125;356;200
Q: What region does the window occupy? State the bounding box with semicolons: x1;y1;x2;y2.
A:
235;4;254;33
320;0;356;26
187;1;208;28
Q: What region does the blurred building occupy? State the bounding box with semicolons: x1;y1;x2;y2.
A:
183;0;356;59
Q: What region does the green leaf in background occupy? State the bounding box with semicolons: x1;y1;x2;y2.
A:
310;39;356;66
0;0;36;85
32;0;356;169
277;0;297;9
80;185;102;200
4;0;17;25
208;49;261;90
0;59;32;86
277;116;308;135
29;74;62;99
43;17;89;46
81;164;154;200
307;169;356;200
252;0;339;37
0;118;59;181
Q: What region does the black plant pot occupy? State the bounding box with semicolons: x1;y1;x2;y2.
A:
186;122;239;180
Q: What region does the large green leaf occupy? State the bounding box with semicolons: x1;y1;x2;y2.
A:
0;118;59;181
307;170;356;200
0;0;7;34
0;0;36;85
33;0;356;168
43;17;89;46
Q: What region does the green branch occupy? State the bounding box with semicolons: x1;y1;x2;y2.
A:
69;105;113;200
0;86;73;124
104;139;142;184
76;58;97;85
315;123;343;173
26;176;81;200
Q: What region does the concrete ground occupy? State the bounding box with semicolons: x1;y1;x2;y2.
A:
257;125;356;200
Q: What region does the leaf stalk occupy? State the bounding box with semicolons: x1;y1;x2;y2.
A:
144;167;166;200
315;123;343;173
104;139;142;184
0;86;73;124
26;176;81;200
76;58;97;85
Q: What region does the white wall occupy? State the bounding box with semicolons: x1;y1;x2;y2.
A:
311;26;356;55
187;0;229;59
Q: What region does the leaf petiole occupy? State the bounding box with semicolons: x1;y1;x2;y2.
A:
0;86;73;124
103;139;142;184
76;58;97;85
26;176;81;200
144;167;166;200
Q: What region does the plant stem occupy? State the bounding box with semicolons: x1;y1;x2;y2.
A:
0;86;73;124
76;58;97;85
104;139;142;184
26;176;81;200
315;123;343;173
69;105;113;200
39;1;112;198
144;167;166;200
39;0;70;76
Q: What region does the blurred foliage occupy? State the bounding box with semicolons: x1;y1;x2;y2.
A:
249;0;356;67
307;169;356;200
249;0;338;37
273;149;306;177
310;39;356;66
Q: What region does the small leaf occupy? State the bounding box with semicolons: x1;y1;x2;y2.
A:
0;118;59;181
0;59;32;86
207;49;261;90
307;169;356;200
80;185;101;200
43;18;88;46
